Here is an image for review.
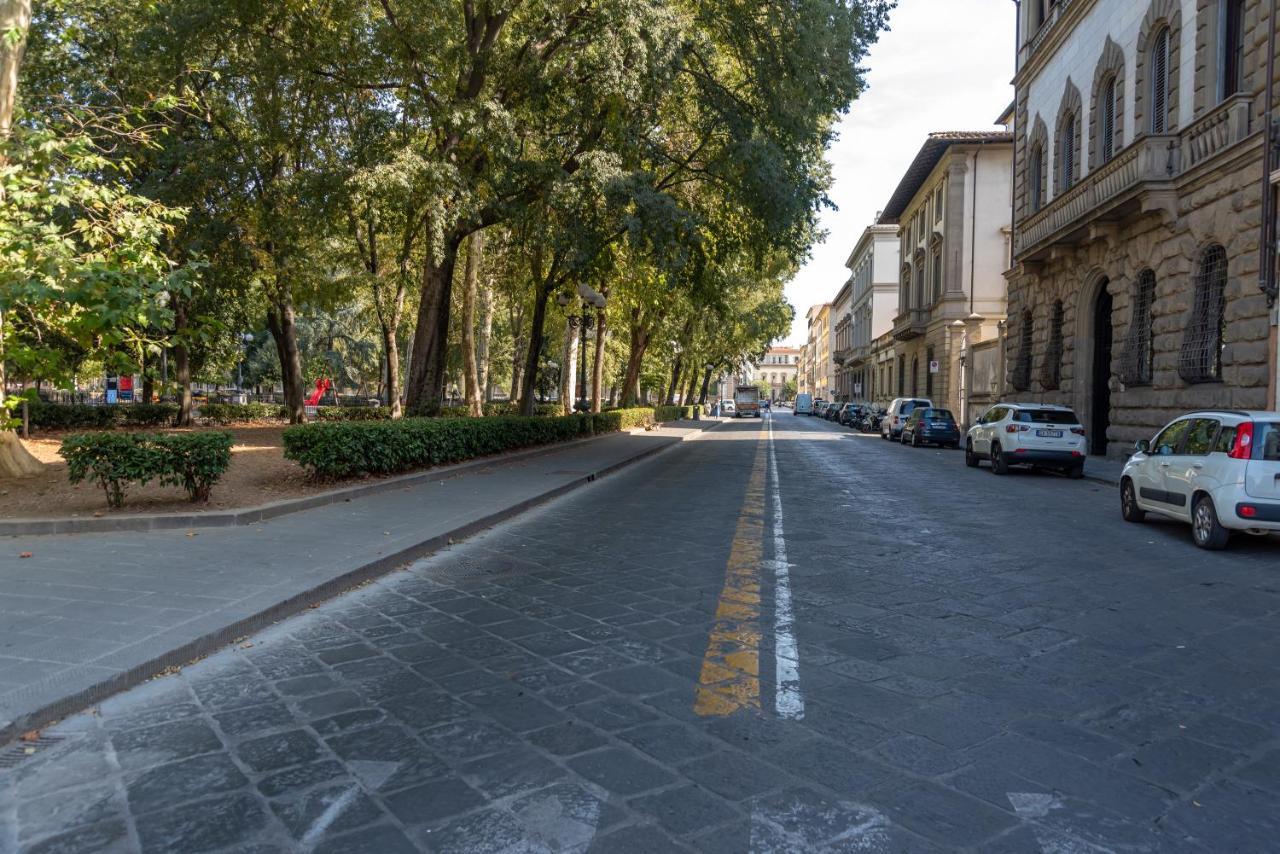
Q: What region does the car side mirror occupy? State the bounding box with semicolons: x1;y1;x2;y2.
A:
1134;438;1150;454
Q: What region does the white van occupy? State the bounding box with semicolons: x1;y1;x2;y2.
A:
794;393;813;415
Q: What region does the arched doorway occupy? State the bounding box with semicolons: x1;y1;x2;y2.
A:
1091;283;1113;456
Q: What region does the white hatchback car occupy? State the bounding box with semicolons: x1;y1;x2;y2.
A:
1120;410;1280;549
965;403;1088;478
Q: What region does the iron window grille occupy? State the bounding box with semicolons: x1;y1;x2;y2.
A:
1012;309;1034;391
1178;246;1227;384
1060;115;1076;191
1040;300;1064;389
1151;27;1170;134
1029;144;1044;212
1120;269;1156;385
1101;77;1117;163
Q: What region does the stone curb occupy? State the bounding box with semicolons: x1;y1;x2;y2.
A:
0;417;726;745
0;422;702;537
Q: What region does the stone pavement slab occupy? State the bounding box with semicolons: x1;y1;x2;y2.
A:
0;420;719;742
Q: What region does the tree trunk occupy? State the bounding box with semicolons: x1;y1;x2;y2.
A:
620;309;649;407
141;349;154;404
667;356;683;405
266;296;305;423
382;325;402;418
559;312;579;416
0;2;38;477
590;304;607;413
698;366;714;404
518;284;552;416
683;371;697;405
477;269;495;405
405;237;462;416
461;231;485;417
172;297;193;426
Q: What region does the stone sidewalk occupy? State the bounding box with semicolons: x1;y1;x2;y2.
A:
0;420;721;743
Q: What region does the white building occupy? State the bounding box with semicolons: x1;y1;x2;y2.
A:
838;223;901;403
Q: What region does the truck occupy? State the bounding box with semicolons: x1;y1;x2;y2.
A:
734;385;762;418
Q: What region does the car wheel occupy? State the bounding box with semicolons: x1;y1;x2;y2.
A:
1192;494;1231;550
965;441;979;467
990;443;1008;475
911;432;920;448
1120;478;1146;523
1067;461;1085;479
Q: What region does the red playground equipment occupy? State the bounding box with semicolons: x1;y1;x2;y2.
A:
304;377;332;406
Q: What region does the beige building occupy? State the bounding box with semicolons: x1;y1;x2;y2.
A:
805;303;835;399
758;347;799;401
1006;0;1280;457
831;282;855;400
880;130;1014;427
839;223;902;404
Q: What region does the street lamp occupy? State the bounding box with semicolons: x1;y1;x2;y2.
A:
237;332;254;399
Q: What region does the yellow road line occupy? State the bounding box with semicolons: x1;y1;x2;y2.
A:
694;426;768;716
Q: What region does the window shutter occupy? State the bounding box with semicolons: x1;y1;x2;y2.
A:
1152;29;1169;134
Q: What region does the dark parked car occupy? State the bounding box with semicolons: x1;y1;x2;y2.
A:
825;402;843;421
901;407;961;448
838;403;864;427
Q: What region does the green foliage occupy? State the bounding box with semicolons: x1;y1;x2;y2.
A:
435;403;560;418
153;432;234;502
61;430;234;507
283;415;597;480
27;402;177;430
198;403;288;425
117;404;180;428
314;406;392;422
615;408;657;430
61;433;162;508
28;402;119;430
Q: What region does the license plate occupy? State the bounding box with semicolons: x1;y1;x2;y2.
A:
1036;429;1063;438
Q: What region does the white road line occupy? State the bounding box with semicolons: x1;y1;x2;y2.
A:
766;413;804;720
300;784;362;851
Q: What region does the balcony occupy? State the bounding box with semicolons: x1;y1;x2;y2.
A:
845;344;870;368
891;308;928;341
1014;95;1256;262
1014;134;1179;260
832;347;850;366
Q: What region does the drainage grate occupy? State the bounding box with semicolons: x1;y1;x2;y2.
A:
0;734;67;770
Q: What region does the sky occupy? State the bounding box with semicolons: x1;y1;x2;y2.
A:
781;0;1017;345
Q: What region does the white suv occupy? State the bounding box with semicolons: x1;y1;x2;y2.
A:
965;403;1088;478
880;397;932;440
1120;410;1280;550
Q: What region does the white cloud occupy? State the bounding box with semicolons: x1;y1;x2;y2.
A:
781;0;1015;344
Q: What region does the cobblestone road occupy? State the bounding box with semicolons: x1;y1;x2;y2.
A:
3;414;1279;853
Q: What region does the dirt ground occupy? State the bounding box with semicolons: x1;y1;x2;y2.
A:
0;426;322;519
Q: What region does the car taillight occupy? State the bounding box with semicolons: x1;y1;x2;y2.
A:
1005;424;1028;433
1070;427;1085;436
1240;504;1258;518
1229;422;1254;460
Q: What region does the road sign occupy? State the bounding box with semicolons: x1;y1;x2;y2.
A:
929;360;940;373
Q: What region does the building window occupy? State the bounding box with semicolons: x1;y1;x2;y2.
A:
1222;0;1246;100
1040;300;1064;390
911;356;920;396
1013;309;1034;391
1179;245;1228;383
1151;27;1170;133
1120;269;1157;385
1100;76;1117;163
925;347;935;397
914;259;926;308
1029;143;1045;212
897;355;905;395
1060;114;1076;190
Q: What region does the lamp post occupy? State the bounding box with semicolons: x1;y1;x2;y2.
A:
236;332;254;400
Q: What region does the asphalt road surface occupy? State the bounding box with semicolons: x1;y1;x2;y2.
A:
3;414;1279;853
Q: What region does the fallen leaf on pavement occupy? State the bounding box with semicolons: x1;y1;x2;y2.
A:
18;552;32;559
20;730;39;742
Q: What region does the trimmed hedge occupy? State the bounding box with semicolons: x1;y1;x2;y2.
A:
435;402;561;418
61;431;234;507
655;405;699;422
283;414;593;479
199;402;288;424
27;401;177;430
315;406;392;422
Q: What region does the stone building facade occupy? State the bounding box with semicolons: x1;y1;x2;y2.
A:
831;281;854;401
1007;0;1279;457
758;347;799;401
880;131;1014;426
841;224;902;404
804;303;834;399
